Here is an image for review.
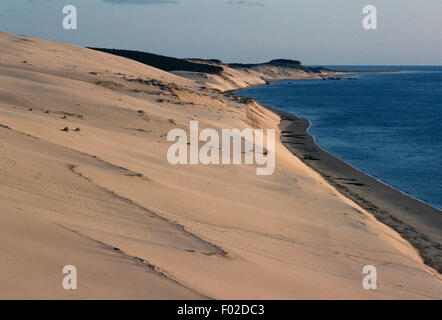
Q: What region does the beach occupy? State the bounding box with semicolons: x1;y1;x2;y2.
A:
0;31;441;299
272;108;442;273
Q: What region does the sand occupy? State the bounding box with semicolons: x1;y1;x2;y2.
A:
0;31;441;299
273;109;442;273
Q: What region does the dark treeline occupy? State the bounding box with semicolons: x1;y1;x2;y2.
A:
89;49;329;75
229;59;329;73
89;48;224;75
228;59;302;68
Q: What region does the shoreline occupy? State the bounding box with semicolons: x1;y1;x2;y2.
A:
260;105;442;273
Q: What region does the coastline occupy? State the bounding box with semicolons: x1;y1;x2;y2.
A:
261;105;442;273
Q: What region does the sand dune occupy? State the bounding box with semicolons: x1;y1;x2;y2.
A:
172;62;323;91
0;31;441;299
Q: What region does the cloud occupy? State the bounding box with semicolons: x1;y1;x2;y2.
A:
226;0;264;7
103;0;179;4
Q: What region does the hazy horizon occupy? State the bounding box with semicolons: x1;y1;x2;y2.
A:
1;0;441;65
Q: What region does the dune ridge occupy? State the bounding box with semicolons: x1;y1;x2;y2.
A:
0;31;441;299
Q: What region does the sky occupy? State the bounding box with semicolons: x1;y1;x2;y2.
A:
0;0;441;65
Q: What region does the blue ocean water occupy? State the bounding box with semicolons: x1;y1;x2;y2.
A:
236;66;442;210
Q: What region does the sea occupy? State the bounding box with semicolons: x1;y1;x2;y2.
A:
236;66;442;210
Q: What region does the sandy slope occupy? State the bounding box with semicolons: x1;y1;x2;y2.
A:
0;31;441;299
172;63;323;91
